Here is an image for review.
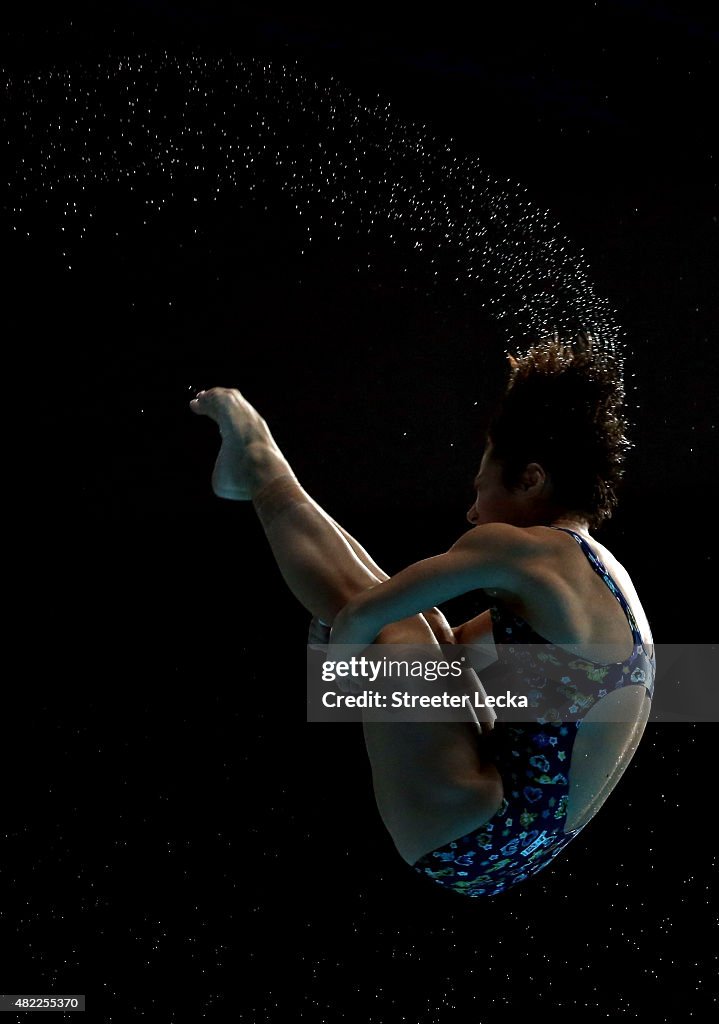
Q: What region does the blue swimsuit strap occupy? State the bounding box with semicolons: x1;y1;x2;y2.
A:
548;527;643;646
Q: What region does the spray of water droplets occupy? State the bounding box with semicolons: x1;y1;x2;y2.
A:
6;53;625;376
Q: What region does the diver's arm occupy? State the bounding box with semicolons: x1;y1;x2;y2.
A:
328;523;537;655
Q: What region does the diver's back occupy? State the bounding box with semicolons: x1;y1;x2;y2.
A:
485;525;655;835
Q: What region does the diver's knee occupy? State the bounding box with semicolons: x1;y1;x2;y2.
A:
376;615;436;646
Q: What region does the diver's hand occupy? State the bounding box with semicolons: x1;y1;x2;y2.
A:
421;606;456;646
308;615;332;650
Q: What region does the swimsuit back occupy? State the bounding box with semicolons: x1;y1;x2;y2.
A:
413;528;655;897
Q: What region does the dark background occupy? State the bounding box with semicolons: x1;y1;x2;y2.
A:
2;5;717;1022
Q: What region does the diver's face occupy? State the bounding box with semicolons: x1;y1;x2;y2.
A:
466;442;522;527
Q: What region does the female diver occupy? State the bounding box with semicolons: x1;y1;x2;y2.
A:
190;330;655;898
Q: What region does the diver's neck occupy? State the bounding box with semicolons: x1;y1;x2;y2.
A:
549;516;592;540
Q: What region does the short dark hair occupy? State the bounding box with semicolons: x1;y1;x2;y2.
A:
486;330;632;530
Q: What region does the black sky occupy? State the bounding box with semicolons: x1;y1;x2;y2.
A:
2;5;717;1022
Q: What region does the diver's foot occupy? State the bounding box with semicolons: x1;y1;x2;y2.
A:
189;387;293;500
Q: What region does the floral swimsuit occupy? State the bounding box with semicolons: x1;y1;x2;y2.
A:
412;527;655;898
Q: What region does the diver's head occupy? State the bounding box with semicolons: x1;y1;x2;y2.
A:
466;330;631;532
466;439;560;529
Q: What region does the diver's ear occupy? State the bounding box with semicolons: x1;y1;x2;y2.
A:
521;461;548;493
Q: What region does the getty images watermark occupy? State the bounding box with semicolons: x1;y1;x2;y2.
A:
319;653;526;711
306;642;718;723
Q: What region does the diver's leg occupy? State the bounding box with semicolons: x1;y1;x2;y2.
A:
249;473;502;863
253;479;394;625
363;720;502;867
190;387;394;622
325;517;389;583
362;620;503;866
190;386;444;629
191;388;500;860
313;522;459;645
